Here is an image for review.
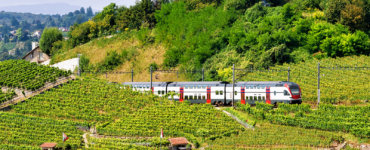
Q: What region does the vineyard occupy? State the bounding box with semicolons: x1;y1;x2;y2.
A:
0;90;15;103
9;78;243;146
206;122;343;149
98;102;243;140
235;102;370;138
10;78;160;122
0;112;88;149
0;60;71;90
87;135;170;149
238;55;370;104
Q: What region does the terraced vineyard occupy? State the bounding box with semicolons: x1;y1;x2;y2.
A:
0;112;87;149
98;102;243;138
238;55;370;103
0;90;15;103
11;78;156;122
9;78;242;143
236;102;370;138
87;135;169;150
0;60;71;90
206;122;343;149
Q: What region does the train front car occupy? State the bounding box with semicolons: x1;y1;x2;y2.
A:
283;82;302;104
268;82;302;104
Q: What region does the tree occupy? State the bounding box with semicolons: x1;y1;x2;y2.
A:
11;17;19;27
87;6;94;17
80;7;86;14
39;28;63;55
340;0;366;30
323;0;347;23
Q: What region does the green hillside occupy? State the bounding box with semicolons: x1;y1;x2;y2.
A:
48;0;369;80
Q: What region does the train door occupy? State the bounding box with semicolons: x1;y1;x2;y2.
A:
206;87;211;104
180;87;184;102
266;86;271;104
241;87;245;104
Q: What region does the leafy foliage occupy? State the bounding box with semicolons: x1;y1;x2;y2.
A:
39;28;63;55
0;60;71;90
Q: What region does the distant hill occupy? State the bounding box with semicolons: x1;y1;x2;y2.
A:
0;3;82;15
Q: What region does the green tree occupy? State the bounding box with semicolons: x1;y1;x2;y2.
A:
11;17;19;26
39;28;63;55
87;6;94;17
323;0;347;23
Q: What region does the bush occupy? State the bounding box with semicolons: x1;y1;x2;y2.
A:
39;28;63;55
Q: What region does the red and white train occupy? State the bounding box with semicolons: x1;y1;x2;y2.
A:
122;81;302;105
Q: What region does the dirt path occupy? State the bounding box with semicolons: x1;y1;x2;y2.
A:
216;107;254;129
83;133;89;148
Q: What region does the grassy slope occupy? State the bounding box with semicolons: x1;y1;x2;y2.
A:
52;32;187;82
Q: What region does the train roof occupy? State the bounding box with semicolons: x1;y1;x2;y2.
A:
122;81;299;87
231;81;298;87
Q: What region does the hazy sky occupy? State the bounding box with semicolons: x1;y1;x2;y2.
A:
0;0;137;11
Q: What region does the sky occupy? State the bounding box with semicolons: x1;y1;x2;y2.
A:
0;0;137;11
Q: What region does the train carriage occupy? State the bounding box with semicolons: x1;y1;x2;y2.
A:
122;81;302;105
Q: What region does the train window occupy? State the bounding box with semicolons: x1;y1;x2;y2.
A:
216;91;219;95
162;90;165;95
250;96;253;100
246;96;249;100
220;91;223;95
185;95;188;100
274;91;276;96
234;91;237;95
202;95;206;100
262;96;265;100
258;96;261;100
189;95;193;100
284;90;290;96
254;96;257;100
185;86;188;89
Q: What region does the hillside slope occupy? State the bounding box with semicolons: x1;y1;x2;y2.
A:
52;32;187;82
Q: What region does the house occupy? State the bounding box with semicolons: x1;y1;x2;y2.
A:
8;49;16;56
32;30;41;38
22;46;50;64
168;137;191;150
40;143;57;150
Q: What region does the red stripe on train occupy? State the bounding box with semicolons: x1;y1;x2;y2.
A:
266;86;271;104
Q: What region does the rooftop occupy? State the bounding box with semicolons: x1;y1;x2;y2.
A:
168;137;189;146
40;142;57;148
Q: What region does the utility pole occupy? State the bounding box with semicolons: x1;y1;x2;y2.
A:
317;63;320;106
202;68;204;81
288;67;290;82
131;69;134;82
150;66;153;93
77;54;81;76
232;64;235;108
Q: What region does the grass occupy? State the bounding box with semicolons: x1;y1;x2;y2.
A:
52;31;188;83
